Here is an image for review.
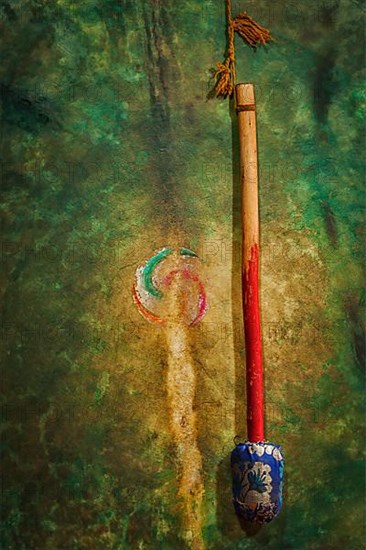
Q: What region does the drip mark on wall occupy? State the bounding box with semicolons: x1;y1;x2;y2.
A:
133;247;207;548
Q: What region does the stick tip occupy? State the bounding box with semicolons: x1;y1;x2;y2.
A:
235;83;255;107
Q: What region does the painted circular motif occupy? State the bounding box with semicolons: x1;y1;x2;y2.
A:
133;247;208;326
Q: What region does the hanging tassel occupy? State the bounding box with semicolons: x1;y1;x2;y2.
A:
233;12;273;48
213;60;234;98
212;0;274;98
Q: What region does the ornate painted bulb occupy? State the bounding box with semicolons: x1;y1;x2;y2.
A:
231;442;284;524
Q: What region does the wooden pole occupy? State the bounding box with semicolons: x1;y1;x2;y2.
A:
236;83;264;442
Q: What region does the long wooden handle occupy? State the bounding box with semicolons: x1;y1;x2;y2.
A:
236;83;264;442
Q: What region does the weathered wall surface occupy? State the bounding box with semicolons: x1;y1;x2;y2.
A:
1;1;364;548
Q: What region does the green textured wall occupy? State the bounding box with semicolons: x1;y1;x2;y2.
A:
1;1;365;548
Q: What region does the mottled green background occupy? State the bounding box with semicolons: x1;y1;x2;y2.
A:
0;1;365;548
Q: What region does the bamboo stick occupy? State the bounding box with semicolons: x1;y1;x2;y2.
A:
236;83;264;442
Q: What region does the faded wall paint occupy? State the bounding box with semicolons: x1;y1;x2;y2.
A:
0;1;364;548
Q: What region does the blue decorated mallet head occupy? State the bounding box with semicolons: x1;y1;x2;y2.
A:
231;442;284;524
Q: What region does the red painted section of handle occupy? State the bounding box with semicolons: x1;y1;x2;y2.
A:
243;243;264;442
